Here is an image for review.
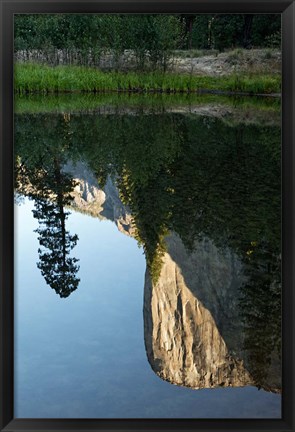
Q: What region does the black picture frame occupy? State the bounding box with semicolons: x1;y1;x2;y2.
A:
0;1;294;431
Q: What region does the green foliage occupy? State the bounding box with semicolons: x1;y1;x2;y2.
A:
14;14;281;69
14;14;183;71
210;15;245;51
190;14;281;50
265;31;281;49
14;63;281;95
191;16;212;49
251;15;281;47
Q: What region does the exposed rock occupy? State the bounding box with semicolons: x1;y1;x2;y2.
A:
63;161;135;236
102;176;135;236
144;233;281;392
64;160;106;216
144;233;253;389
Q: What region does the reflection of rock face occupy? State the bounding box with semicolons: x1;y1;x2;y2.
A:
64;161;106;215
64;161;134;235
144;233;253;389
144;233;281;392
63;165;281;393
23;160;280;392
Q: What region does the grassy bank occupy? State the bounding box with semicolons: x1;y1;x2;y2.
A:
15;63;281;95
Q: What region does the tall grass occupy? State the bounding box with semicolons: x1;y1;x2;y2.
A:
15;63;281;95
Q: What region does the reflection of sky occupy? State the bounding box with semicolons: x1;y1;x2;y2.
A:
14;198;281;419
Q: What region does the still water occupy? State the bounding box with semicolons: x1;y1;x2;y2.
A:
14;98;281;418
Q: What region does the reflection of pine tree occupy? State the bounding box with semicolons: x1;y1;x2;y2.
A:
14;113;81;298
32;156;80;298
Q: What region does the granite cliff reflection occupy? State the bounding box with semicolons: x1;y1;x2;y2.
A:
144;234;281;392
14;108;281;390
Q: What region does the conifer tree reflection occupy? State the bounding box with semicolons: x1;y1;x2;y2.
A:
15;113;80;298
32;156;80;298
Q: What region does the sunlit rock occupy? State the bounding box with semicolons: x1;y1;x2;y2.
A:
144;233;253;389
144;233;281;392
64;161;134;235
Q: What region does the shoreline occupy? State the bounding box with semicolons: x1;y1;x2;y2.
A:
14;62;281;97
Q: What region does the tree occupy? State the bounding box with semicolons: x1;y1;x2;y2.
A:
242;15;254;48
180;15;197;49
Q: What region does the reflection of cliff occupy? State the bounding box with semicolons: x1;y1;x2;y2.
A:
144;233;281;392
60;164;281;393
15;160;281;393
64;161;135;236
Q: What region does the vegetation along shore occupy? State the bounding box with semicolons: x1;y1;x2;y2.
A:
14;14;281;95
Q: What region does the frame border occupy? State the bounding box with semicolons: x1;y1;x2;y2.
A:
1;1;294;431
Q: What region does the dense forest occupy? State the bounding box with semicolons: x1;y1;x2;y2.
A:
15;14;281;68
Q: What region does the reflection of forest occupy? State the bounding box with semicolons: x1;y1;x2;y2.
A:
15;110;281;391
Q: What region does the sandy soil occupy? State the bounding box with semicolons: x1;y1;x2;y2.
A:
171;49;281;76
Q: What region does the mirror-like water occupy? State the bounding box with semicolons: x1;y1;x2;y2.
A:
14;99;281;418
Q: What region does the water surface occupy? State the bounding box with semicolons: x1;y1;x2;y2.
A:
14;96;281;418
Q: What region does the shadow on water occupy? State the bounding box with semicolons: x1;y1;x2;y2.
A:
14;105;281;390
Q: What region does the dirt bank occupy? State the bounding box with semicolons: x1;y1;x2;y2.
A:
172;49;281;76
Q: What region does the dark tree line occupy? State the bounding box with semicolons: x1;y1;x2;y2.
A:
14;14;281;68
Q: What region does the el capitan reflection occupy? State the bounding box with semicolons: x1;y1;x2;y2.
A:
14;107;281;394
144;233;281;393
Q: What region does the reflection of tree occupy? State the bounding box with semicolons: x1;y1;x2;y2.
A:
118;168;170;284
15;115;80;297
32;157;80;298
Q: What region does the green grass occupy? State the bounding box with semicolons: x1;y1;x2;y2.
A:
15;63;281;95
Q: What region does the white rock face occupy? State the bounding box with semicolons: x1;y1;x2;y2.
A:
144;233;254;389
64;160;106;215
63;161;134;235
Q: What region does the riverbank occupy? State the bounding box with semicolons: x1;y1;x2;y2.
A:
15;62;281;96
